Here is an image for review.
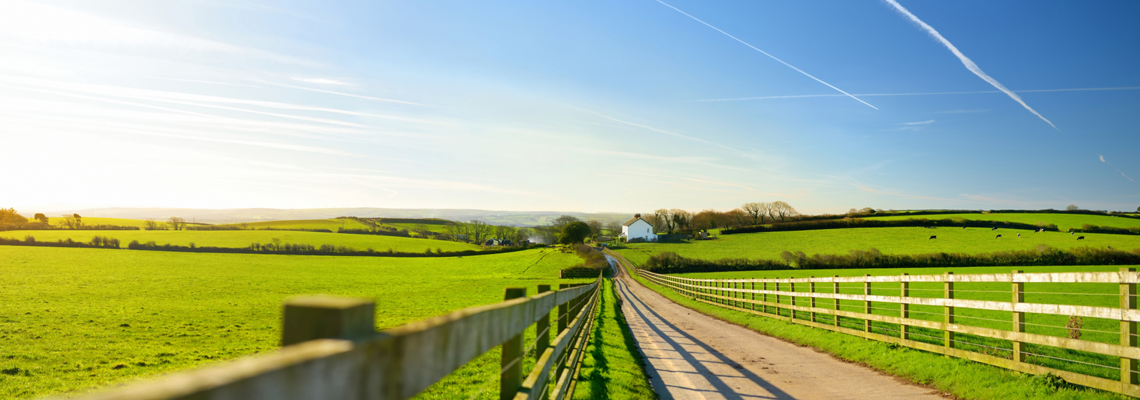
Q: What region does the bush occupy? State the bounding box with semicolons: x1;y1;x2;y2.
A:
722;217;1058;235
642;252;788;274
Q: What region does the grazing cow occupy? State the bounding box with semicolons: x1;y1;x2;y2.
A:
962;226;967;229
929;235;937;240
996;234;1002;238
1071;232;1075;235
1017;233;1021;237
992;227;998;231
1077;236;1085;240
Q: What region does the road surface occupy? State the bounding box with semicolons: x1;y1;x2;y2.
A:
606;255;947;400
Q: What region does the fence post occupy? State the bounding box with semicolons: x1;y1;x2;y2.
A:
901;273;909;341
1122;267;1137;386
762;280;769;314
501;287;527;400
809;276;817;323
537;284;551;361
833;276;840;327
775;279;781;318
864;274;872;333
281;296;375;346
1011;270;1024;363
790;279;797;320
751;281;756;312
558;284;570;332
944;272;955;355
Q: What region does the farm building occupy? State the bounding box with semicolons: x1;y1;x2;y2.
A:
621;214;657;242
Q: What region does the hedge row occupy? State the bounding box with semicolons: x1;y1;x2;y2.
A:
721;218;1058;235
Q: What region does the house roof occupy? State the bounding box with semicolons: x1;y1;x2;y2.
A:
622;217;646;227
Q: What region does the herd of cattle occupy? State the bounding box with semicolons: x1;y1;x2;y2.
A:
927;228;1086;240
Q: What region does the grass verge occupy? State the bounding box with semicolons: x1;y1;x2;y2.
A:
627;269;1127;400
572;278;658;400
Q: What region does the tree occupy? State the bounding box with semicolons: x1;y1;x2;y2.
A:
642;214;661;234
558;221;592;245
692;209;722;230
1066;204;1080;211
0;208;28;224
741;202;764;225
671;209;693;232
144;219;159;230
468;220;493;243
848;208;858;215
771;201;799;221
1137;206;1140;212
167;216;186;231
59;214;81;229
493;224;513;241
724;209;749;228
551;215;580;231
654;209;677;233
604;221;622;236
32;213;48;224
585;220;603;239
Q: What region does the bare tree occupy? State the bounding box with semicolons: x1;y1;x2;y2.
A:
654;209;677;233
741;202;763;225
167;217;186;231
60;214;81;229
604;221;621;236
692;209;722;230
772;201;799;221
671;209;693;232
1066;204;1080;211
469;220;493;243
723;209;748;228
585;220;603;239
144;219;159;230
551;215;580;231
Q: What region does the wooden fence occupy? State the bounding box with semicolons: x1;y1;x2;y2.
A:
66;273;603;400
636;267;1140;397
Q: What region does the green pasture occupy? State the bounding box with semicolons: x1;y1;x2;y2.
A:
0;246;591;399
209;218;372;231
0;229;478;252
44;217;160;228
681;264;1130;382
384;222;451;233
614;227;1140;266
865;213;1140;232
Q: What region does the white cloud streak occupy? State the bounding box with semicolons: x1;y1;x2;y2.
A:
1100;155;1107;163
259;81;428;106
291;77;348;85
1119;169;1135;182
698;86;1140;102
903;120;935;125
653;0;877;110
882;0;1057;130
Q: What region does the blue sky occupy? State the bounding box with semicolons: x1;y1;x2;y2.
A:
2;0;1138;214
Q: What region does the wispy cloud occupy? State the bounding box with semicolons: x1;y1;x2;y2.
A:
259;80;428;106
882;0;1057;130
291;77;348;85
903;120;935;125
1100;155;1107;163
653;0;877;110
1120;170;1135;182
936;109;988;114
698;86;1140;102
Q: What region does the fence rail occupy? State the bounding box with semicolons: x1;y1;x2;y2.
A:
66;273;603;400
634;266;1140;398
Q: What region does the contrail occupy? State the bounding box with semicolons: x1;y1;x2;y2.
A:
697;86;1140;102
882;0;1057;130
653;0;877;110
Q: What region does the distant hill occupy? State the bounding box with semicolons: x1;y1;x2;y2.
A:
46;207;634;226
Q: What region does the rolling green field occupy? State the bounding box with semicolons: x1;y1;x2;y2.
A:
39;217;165;228
865;213;1140;232
0;229;479;252
0;246;591;399
209;218;372;231
614;227;1140;266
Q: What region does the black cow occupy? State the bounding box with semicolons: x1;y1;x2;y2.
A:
996;234;1002;239
991;227;998;231
1077;236;1085;240
1017;233;1021;237
929;235;936;240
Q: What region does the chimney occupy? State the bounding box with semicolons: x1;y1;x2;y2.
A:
634;213;641;218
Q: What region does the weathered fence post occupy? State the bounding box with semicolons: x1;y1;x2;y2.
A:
501;287;527;400
809;276;817;323
944;272;955;355
901;273;909;340
751;280;756;311
762;280;769;314
1122;267;1137;386
537;284;551;361
775;279;782;318
281;296;375;346
558;284;570;332
1012;270;1024;363
833;276;840;327
864;274;872;333
790;279;797;320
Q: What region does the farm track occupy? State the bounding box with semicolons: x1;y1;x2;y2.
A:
609;257;947;399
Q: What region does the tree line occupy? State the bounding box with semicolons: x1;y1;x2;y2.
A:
721;217;1058;234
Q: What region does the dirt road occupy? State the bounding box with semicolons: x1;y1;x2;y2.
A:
607;255;946;400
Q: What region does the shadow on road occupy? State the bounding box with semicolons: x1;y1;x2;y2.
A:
614;276;798;400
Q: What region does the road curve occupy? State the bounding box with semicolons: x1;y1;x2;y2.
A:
606;255;946;400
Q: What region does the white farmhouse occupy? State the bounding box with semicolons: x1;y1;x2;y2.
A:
621;213;657;242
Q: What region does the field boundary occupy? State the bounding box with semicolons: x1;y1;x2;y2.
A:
65;273;604;400
635;267;1140;398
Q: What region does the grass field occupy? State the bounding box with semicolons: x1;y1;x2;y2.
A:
613;227;1140;266
209;218;372;231
572;279;657;400
629;268;1124;400
865;213;1140;232
0;246;592;399
38;217;168;228
0;229;479;252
